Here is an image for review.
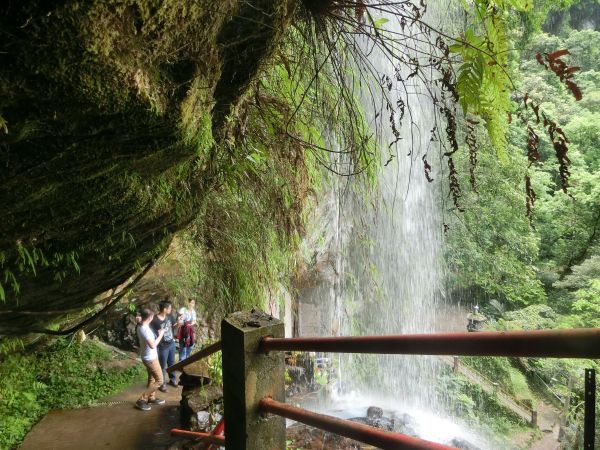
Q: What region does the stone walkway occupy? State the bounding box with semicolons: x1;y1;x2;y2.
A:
21;381;184;450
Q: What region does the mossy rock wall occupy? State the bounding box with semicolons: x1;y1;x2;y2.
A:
0;0;291;333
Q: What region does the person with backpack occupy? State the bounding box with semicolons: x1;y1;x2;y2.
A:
177;298;197;360
150;299;180;392
135;308;166;411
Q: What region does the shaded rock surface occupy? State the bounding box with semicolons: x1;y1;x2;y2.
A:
180;383;223;432
0;0;291;334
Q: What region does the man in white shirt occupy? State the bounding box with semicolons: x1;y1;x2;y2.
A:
136;308;167;411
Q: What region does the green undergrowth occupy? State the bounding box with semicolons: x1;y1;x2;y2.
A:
0;337;144;450
440;369;532;448
462;356;534;405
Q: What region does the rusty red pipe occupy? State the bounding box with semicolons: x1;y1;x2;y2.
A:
259;398;456;450
205;419;225;450
170;428;225;446
167;341;222;373
260;328;600;358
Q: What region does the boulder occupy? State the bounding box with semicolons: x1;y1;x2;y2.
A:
366;406;383;419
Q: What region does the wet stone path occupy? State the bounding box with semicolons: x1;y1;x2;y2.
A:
20;381;184;450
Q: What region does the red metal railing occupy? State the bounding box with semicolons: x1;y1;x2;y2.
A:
166;341;222;373
261;328;600;358
260;397;456;450
170;429;226;446
204;419;225;450
169;327;600;449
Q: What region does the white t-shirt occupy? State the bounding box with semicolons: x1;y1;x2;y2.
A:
137;324;158;362
178;307;197;324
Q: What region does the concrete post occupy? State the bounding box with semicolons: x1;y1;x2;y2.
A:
531;410;538;427
453;356;459;372
559;375;574;441
222;309;286;450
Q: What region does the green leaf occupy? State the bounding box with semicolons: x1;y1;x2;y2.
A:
456;56;485;113
373;17;389;29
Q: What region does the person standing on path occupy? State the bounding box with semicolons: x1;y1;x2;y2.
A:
177;298;197;361
136;308;166;411
150;299;180;392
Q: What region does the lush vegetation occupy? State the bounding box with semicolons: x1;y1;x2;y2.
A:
446;0;600;322
444;0;600;444
0;338;143;449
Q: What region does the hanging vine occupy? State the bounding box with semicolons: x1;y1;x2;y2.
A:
289;0;581;217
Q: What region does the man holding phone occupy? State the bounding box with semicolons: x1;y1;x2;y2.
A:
150;299;179;391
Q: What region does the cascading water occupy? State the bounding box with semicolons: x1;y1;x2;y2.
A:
298;2;489;448
330;4;447;409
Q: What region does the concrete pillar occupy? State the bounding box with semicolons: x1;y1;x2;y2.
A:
222;309;286;450
453;356;459;372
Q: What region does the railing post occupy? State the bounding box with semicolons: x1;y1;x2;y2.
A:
584;368;596;449
221;309;285;450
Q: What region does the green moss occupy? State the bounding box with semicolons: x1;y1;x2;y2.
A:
0;0;293;332
498;304;558;330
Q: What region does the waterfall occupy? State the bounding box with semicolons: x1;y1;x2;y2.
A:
296;2;490;447
326;4;449;411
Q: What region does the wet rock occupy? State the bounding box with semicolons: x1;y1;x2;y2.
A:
96;309;141;351
448;437;482;450
286;409;425;449
286;365;306;383
286;423;362;449
390;412;418;437
349;416;395;432
180;384;223;432
367;406;383;419
348;408;415;435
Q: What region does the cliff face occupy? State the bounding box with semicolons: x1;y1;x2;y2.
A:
0;0;291;333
